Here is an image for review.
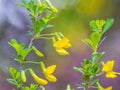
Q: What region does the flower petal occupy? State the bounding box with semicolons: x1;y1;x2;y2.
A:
106;71;117;78
46;65;56;74
54;38;70;48
102;60;114;72
64;43;72;48
32;74;48;85
44;74;57;82
104;86;112;90
56;48;69;55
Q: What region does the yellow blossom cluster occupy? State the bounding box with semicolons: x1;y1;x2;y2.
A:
102;60;120;78
21;62;57;86
53;38;71;55
98;60;120;90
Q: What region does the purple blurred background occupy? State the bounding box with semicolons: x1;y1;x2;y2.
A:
0;0;120;90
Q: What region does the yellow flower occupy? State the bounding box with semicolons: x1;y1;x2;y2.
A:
54;38;71;55
29;69;48;85
32;74;48;85
102;60;119;78
103;86;112;90
43;65;57;82
40;62;57;82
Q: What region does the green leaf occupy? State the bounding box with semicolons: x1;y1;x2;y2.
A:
9;67;17;79
90;20;105;32
90;79;99;86
29;84;37;90
90;32;101;50
7;79;17;86
15;72;20;80
45;24;54;29
92;52;105;64
32;5;38;16
32;19;46;33
21;0;27;4
38;19;46;32
102;18;114;34
91;64;100;75
45;13;56;21
9;39;32;62
10;67;17;74
99;37;106;46
90;20;99;32
82;59;91;69
8;39;20;54
28;0;34;5
73;67;84;74
83;39;93;49
21;87;29;90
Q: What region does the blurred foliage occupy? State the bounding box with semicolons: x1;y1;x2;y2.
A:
0;0;120;90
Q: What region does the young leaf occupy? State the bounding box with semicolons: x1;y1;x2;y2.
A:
29;84;37;90
15;72;21;80
73;67;84;74
102;18;114;34
89;20;99;32
83;39;93;49
45;24;54;29
91;64;100;76
7;79;17;86
21;87;29;90
9;67;17;79
90;79;99;86
89;20;105;32
90;32;101;51
82;59;91;69
21;0;27;4
92;52;105;64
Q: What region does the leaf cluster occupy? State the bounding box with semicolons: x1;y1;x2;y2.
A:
83;18;114;53
7;67;22;88
17;0;57;38
8;39;32;64
73;18;114;89
74;52;104;87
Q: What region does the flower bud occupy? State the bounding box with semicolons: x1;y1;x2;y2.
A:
50;6;58;13
45;0;58;13
29;69;48;85
21;70;26;83
32;46;44;57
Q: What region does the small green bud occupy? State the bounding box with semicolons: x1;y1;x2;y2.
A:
66;84;74;90
32;46;44;57
45;0;58;13
50;6;58;13
21;70;26;83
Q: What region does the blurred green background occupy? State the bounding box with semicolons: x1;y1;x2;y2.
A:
0;0;120;90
